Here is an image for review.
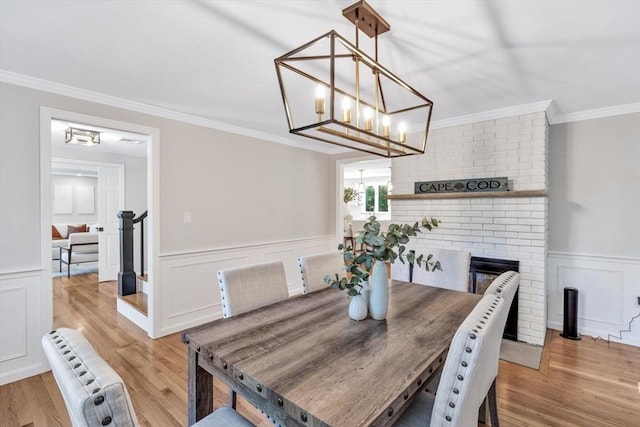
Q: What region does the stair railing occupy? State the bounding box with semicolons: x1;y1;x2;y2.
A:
117;210;148;297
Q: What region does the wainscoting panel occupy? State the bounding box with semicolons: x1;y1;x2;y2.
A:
547;252;640;347
164;255;248;319
0;286;27;362
156;236;336;337
0;269;49;385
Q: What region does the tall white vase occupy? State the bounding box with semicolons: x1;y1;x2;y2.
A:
368;261;388;320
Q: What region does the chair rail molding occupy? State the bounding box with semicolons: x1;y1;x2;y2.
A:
547;252;640;347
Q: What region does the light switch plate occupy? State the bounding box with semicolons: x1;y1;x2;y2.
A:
184;212;192;224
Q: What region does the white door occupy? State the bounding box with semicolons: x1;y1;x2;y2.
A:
98;164;125;282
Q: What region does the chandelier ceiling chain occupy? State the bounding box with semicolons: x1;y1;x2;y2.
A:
275;0;433;158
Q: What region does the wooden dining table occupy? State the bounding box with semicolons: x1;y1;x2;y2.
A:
182;280;482;427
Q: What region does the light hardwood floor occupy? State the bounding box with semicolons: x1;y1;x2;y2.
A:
1;273;638;426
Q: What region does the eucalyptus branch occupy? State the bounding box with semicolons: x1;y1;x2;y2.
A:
324;216;443;295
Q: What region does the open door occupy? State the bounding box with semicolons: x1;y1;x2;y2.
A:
98;164;124;282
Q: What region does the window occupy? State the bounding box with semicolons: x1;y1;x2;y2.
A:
365;185;389;215
378;185;388;212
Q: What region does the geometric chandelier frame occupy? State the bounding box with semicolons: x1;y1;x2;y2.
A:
275;0;433;158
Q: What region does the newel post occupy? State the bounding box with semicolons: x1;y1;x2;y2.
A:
118;210;136;296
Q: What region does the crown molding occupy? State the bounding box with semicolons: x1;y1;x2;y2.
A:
430;100;554;130
3;70;638;150
547;102;640;125
0;70;342;155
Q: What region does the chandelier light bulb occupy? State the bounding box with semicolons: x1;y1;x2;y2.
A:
363;107;373;131
342;96;352;124
315;85;325;115
382;115;390;137
398;122;407;143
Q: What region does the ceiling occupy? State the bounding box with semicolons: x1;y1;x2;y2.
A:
2;1;639;154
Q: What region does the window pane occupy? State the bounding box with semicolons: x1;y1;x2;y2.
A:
378;185;388;212
365;186;375;213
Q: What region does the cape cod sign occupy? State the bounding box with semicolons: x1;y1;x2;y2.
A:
415;177;509;194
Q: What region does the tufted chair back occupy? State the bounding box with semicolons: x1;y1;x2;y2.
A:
217;261;289;318
392;248;471;292
43;328;255;427
430;294;507;426
42;328;139;427
485;271;519;308
297;252;344;294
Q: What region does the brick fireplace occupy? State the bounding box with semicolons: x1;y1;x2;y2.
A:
390;111;549;346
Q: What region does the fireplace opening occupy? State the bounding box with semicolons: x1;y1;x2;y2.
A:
469;256;519;341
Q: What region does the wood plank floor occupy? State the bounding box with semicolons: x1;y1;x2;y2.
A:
1;273;638;427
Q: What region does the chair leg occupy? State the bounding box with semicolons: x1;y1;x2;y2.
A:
488;378;499;427
228;388;236;409
67;259;71;278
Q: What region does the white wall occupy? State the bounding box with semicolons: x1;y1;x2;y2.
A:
548;113;640;258
547;113;640;346
0;81;334;384
51;175;98;225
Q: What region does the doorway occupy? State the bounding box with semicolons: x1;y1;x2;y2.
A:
40;107;159;337
335;157;392;241
51;158;125;281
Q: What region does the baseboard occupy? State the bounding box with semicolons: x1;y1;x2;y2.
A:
547;321;640;347
0;360;48;386
117;298;150;334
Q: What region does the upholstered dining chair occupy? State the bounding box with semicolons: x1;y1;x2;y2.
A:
394;294;508;427
485;270;520;307
392;248;471;292
217;261;290;318
297;252;343;294
42;328;254;427
217;261;290;409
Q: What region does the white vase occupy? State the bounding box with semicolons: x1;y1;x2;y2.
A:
348;294;368;321
360;280;370;306
368;261;388;320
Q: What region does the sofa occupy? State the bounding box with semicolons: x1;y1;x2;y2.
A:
52;223;98;260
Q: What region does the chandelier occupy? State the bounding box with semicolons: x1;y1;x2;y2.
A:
274;0;433;158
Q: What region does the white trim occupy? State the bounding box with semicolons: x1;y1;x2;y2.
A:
1;70;340;155
158;235;336;259
548;251;640;264
40;107;160;338
548;103;640;125
430;100;553;129
0;362;50;387
116;298;150;333
6;70;638;154
547;321;639;348
39;108;54;351
0;268;43;277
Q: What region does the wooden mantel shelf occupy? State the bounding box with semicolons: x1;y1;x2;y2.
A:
387;190;547;200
